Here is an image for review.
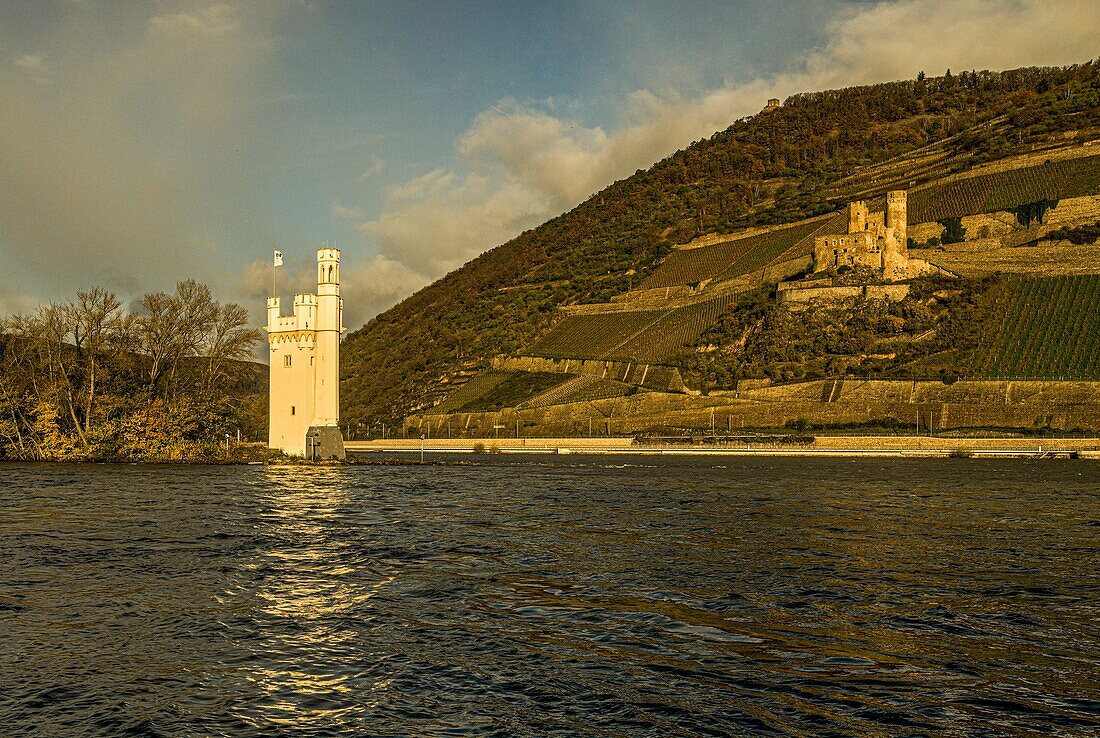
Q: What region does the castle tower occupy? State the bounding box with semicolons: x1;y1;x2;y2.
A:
848;201;868;234
812;189;920;280
265;247;345;459
886;190;908;255
881;190;910;279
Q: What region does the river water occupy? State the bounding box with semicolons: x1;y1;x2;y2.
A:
1;457;1098;736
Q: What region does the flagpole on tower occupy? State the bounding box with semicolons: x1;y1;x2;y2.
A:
273;249;283;299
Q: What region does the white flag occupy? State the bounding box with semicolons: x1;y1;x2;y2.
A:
273;250;283;267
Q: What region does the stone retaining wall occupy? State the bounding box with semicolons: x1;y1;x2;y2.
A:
410;379;1100;437
777;283;910;303
493;356;686;392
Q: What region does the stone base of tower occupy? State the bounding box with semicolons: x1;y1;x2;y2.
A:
305;425;346;461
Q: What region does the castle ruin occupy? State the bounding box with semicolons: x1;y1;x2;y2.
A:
812;191;917;280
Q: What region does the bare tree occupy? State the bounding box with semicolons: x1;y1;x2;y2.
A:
172;280;218;395
0;330;31;456
133;291;176;396
175;280;218;354
68;288;123;433
14;304;89;447
1;279;261;459
203;302;262;394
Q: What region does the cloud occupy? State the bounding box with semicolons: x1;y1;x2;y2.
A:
457;99;611;208
148;4;241;38
805;0;1100;84
238;251;425;331
0;3;281;306
358;154;383;180
13;53;47;72
384;169;455;202
353;0;1100;310
0;292;40;318
339;254;429;325
13;53;51;83
360;171;549;277
331;202;365;219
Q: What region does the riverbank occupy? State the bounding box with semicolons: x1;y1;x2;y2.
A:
346;436;1100;459
0;442;274;465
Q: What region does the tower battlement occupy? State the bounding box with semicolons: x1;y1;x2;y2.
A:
265;248;345;459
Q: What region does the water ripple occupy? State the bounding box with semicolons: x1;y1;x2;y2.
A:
1;457;1098;736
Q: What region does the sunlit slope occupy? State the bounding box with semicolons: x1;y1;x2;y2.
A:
640;217;832;289
908;154;1100;222
341;63;1100;427
526;294;739;363
639;154;1100;292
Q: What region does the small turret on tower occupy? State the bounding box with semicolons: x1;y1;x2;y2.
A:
266;296;280;332
317;247;340;290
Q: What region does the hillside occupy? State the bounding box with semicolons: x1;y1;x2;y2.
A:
341;63;1100;433
970;275;1100;378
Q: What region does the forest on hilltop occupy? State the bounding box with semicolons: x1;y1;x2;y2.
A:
341;62;1100;431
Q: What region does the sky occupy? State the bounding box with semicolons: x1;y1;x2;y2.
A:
0;0;1097;330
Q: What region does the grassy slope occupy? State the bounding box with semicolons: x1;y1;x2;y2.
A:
341;63;1100;429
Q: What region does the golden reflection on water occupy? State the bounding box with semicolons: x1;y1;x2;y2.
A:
255;466;396;618
236;466;398;724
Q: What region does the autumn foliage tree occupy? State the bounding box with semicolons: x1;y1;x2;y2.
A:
0;280;263;461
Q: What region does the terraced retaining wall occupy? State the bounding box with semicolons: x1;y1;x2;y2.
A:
410;379;1100;437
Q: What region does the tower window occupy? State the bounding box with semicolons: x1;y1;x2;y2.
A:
291;406;295;416
284;355;292;368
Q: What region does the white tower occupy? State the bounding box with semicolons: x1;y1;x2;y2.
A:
265;248;346;459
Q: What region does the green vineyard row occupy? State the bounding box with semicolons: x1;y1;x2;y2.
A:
908;154;1100;224
528;294;739;364
970;274;1100;379
641;218;824;289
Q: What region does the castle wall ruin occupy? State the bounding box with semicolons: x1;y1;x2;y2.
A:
812;191;931;281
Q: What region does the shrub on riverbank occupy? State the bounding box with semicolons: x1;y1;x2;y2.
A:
0;281;265;463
